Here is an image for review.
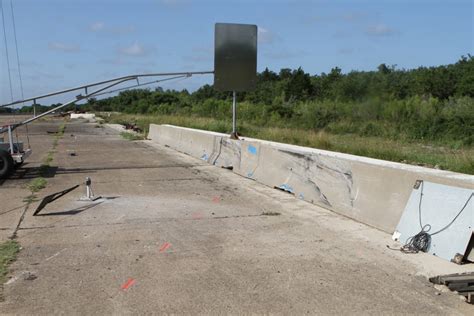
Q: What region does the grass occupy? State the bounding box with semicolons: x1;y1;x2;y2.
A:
22;195;38;204
19;121;66;203
262;211;281;216
57;123;66;135
120;131;145;141
0;240;20;285
26;177;47;193
37;122;66;177
43;151;54;165
100;113;474;175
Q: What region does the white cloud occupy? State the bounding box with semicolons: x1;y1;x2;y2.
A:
88;21;135;35
366;24;394;37
89;21;105;32
258;27;276;44
118;42;149;57
48;42;80;53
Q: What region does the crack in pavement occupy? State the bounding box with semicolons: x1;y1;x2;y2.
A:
16;213;274;233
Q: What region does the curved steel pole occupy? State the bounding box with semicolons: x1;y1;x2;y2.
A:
1;71;214;108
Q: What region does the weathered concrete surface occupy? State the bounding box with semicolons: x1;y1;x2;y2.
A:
0;119;473;314
0;115;61;242
148;124;474;233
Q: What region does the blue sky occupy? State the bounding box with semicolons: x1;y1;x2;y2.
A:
1;0;473;105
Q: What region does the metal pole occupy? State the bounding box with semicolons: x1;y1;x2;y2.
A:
232;91;237;137
0;77;133;134
21;77;132;126
8;126;14;154
33;99;36;117
92;74;189;98
0;70;214;108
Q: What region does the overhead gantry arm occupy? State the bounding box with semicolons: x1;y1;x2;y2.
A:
0;70;213;134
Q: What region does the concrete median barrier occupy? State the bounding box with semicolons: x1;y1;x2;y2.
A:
148;124;474;233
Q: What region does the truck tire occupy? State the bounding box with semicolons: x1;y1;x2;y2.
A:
0;149;14;179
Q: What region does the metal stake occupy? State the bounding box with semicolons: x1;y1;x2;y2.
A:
85;177;93;200
7;125;13;154
79;177;101;201
231;91;238;139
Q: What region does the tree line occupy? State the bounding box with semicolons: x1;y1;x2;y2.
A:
9;55;474;146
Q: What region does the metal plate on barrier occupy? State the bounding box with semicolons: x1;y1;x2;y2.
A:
214;23;257;92
394;181;474;262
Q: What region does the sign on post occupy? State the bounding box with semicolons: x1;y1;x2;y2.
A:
214;23;257;92
214;23;258;138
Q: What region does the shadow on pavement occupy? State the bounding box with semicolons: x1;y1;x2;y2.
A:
35;201;103;216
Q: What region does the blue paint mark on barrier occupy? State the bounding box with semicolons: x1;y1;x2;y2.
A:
278;184;294;194
247;171;254;178
247;145;257;155
299;193;304;200
201;153;209;161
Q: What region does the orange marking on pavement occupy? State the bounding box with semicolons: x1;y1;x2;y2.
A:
121;278;136;290
159;242;171;252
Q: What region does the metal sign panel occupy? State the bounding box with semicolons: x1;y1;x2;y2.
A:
214;23;257;92
394;181;473;262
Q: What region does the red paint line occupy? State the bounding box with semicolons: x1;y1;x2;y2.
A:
159;242;171;252
121;278;135;290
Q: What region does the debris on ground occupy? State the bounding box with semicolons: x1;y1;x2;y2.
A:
430;272;474;304
122;123;143;133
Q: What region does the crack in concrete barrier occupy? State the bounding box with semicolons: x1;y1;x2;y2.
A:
279;149;353;207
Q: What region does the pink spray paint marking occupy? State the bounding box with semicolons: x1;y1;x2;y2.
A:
212;196;220;203
121;278;136;290
192;212;203;219
159;242;171;253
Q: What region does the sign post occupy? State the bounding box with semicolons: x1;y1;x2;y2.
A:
214;23;257;139
232;91;237;136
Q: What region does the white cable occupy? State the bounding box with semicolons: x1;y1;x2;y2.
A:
10;0;24;105
0;0;14;102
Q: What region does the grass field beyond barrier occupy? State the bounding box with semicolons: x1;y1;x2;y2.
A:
101;113;474;175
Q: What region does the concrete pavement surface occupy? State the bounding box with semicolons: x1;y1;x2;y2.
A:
0;116;473;314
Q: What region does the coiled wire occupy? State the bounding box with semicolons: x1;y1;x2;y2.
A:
400;181;473;254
